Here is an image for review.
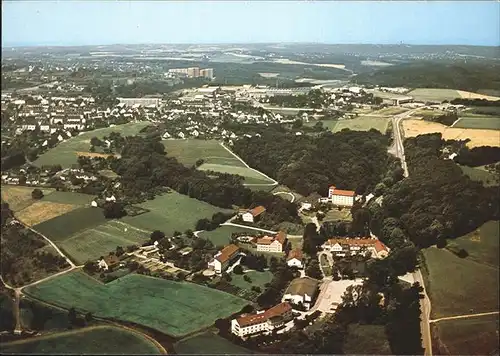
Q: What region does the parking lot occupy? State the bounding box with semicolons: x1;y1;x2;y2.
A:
314;278;364;313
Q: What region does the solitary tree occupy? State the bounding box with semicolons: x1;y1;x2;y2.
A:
31;188;44;200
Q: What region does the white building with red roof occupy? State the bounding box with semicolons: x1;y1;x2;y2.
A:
286;248;304;268
230;302;293;338
328;185;356;206
321;238;390;259
256;231;287;253
207;244;243;274
239;205;266;223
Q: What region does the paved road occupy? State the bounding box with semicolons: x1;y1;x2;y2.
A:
388;108;433;356
430;311;499;324
219;142;278;187
273;191;295;203
221;222;276;234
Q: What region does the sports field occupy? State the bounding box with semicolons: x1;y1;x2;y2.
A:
198;225;258;246
24;271;249;337
434;314;499;356
1;185;54;212
0;326;163;355
122;191;234;237
402;119;500;148
163;139;275;186
422;247;499;319
34;122;150;168
16;201;78;226
407;88;461;102
333;116;390;134
453;116;500;130
174;332;251;354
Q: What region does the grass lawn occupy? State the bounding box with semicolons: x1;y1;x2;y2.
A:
122;191;234;238
33;207;108;242
320;254;332;276
58;220;150;264
198;163;274;185
333;116;390;134
322;207;353;222
1;185;55;212
34;122;150;168
24;271;249;338
434;314;499;356
407;88;461;102
174;332;251;355
230;270;273;292
162;139;235;166
459;165;499;187
454;116;500;130
198;225;256;247
421;247;499;319
343;324;392;355
0;326;162;355
445;220;499;268
16;201;78;226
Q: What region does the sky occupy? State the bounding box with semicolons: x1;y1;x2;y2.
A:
2;1;500;47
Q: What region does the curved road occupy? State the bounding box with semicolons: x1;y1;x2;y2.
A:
272;191;295;203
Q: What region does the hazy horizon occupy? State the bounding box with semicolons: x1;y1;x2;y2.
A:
2;1;500;48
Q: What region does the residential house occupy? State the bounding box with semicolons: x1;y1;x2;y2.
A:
286;248;304;269
240;205;266;223
256;231;287;253
282;277;320;310
231;302;293;339
207;244;242;274
327;186;356;207
321;238;390;259
98;254;120;271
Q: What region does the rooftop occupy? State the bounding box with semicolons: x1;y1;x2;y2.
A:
236;302;292;328
215;244;240;263
284;277;320;297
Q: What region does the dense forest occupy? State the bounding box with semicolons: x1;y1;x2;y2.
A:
355;61;500;92
454;146;500;167
375;133;499;248
108;135;298;227
232;129;395;196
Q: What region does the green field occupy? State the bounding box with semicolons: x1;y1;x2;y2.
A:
163;139;274;186
454;116;500;130
320;253;332;276
407;88;460;102
343;324;392;355
1;185;55;212
122;191;234;237
33;207;108;242
57;220;150;264
0;326;162;354
0;293;15;331
422;247;499;319
19;298;70;331
24;271;249;337
333;116;390;133
445;220;499;268
198;225;257;246
174;331;251;354
34;122;151;168
162;139;236;166
41;191;95;205
198;163;274;184
230;270;273;293
434;314;499;356
459;165;499;187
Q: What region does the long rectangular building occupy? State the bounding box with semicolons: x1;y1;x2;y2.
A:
231;302;293;338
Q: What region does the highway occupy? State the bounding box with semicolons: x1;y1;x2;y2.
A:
389;108;433;356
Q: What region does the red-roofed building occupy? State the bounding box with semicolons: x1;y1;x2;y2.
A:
321;238;390;259
207;244;244;274
327;186;356;206
256;231;287;253
286;248;304;268
231;302;293;338
239;205;266;223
